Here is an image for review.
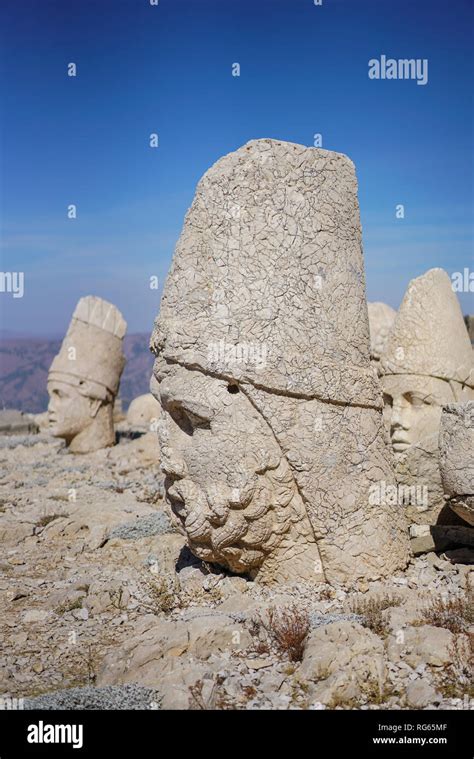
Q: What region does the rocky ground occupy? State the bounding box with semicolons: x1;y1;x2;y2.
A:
0;432;472;711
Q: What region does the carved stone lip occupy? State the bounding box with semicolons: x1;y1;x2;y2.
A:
391;430;410;443
392;440;411;452
391;429;411;451
392;433;411;447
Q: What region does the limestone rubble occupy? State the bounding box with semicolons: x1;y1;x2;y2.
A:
0;431;471;711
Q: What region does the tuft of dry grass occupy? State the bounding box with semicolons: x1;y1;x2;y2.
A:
348;594;401;637
36;513;64;529
420;593;473;635
55;597;84;615
141;574;181;614
250;604;310;662
136;568;225;616
188;679;209;710
75;643;99;685
188;677;233;710
433;634;473;700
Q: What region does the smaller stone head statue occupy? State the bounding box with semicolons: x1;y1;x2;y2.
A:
380;268;474;520
47;296;127;453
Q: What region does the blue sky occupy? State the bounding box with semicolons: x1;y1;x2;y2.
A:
0;0;473;335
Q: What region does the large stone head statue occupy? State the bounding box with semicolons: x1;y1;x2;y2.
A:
380;268;474;521
150;139;409;587
48;296;127;453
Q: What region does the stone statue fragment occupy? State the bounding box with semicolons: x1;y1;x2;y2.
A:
439;402;474;526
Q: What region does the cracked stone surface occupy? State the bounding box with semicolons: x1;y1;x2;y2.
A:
150;138;410;587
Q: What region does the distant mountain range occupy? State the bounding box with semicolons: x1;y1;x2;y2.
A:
0;334;155;413
2;315;472;415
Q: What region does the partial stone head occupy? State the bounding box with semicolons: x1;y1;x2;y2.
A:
439;401;474;525
126;393;160;432
48;296;127;453
151;139;409;586
382;374;457;456
381;269;473;453
380;268;474;520
367;301;396;368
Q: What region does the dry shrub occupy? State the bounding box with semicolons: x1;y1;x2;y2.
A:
188;679;210;710
138;567;224;615
36;513;64;528
141;574;181;613
188;677;236;710
434;634;474;700
348;594;401;637
55;597;84;615
250;604;310;662
420;592;473;635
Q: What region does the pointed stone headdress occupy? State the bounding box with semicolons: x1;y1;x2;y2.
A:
49;296;127;401
380;268;473;388
152;139;380;408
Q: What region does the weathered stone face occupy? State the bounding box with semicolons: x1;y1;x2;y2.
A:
155;358;324;584
47;380;101;441
380;268;474;522
439;402;474;525
47;296;127;454
151;139;410;587
382;375;455;456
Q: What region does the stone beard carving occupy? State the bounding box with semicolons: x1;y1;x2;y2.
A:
151;139;410;587
156;359;323;584
439;402;474;526
380;269;474;523
368;302;396;372
48;296;127;454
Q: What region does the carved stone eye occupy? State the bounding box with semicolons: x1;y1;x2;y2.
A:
168;403;211;435
227;384;239;394
168;404;193;435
